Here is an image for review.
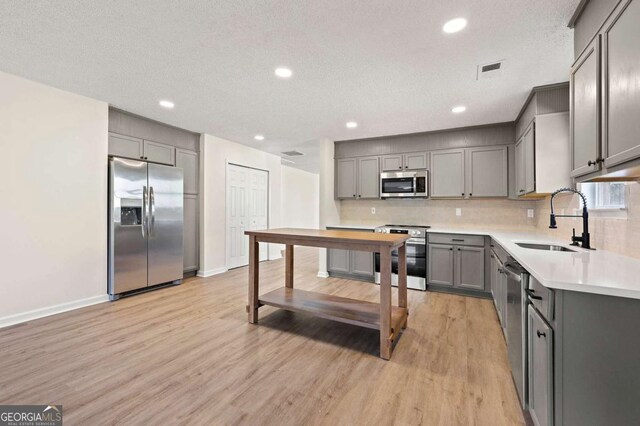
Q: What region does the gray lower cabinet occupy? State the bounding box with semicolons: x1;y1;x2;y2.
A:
431;149;465;198
455;246;485;290
528;305;553;426
603;0;640;168
428;239;485;292
357;156;380;199
176;149;198;195
326;228;374;281
143;140;175;165
570;36;602;178
183;195;198;272
336;159;357;199
427;244;454;286
109;132;143;160
350;250;374;276
328;248;351;274
466;146;508;197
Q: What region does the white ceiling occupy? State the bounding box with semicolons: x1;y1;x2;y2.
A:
0;0;580;173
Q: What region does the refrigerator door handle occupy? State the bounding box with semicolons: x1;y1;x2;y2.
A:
142;185;148;238
149;186;156;235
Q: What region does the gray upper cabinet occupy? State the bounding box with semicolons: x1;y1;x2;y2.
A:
381;152;427;171
381;154;404;171
528;305;554;426
515;136;526;195
404;152;428;170
108;132;143;160
183;194;198;272
143;140;175;165
176;149;199;195
455;246;485;290
570;35;602;177
603;0;640;168
336;159;357;199
466;146;508;198
431;149;465;198
428;244;454;286
524;124;536;193
357;156;380;199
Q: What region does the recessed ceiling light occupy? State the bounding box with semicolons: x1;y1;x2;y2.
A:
254;135;265;141
275;67;292;78
159;100;175;109
451;106;466;113
346;121;358;129
443;18;467;34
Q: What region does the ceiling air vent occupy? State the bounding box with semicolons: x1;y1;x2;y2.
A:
281;150;304;157
477;60;505;80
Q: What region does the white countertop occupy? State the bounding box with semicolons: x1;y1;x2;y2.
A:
429;227;640;300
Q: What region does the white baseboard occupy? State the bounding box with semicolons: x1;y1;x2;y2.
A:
197;267;228;278
317;271;329;278
0;294;109;329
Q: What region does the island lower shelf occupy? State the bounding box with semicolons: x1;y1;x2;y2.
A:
259;287;408;332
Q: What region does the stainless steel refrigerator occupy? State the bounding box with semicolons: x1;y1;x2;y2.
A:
108;157;184;299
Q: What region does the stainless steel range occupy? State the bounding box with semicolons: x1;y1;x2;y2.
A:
374;224;429;291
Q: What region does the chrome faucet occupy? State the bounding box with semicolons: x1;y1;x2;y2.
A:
549;188;593;250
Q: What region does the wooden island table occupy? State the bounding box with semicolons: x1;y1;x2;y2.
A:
244;228;410;360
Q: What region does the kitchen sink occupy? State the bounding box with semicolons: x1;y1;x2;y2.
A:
515;242;576;252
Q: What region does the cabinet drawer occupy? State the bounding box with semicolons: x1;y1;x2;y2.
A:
428;233;485;247
528;276;554;321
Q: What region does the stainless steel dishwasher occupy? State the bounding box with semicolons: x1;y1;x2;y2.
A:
503;259;530;410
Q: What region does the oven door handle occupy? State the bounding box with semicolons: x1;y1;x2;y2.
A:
406;238;426;245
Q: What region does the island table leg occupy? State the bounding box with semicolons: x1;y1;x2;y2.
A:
379;247;392;360
398;242;408;329
248;235;259;323
285;244;294;288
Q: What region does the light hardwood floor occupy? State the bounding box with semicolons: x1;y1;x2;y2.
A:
0;247;524;425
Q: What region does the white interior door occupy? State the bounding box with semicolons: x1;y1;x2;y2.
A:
226;164;268;269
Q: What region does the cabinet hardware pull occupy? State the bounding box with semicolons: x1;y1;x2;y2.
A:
469;193;472;196
398;166;402;169
587;158;604;166
449;248;453;251
461;193;465;196
452;238;465;242
526;288;542;300
537;330;546;338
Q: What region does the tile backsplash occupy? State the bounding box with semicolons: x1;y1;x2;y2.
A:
340;198;538;230
533;182;640;259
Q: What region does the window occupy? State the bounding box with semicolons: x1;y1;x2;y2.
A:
579;182;627;210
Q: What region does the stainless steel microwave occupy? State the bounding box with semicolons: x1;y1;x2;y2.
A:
380;170;428;198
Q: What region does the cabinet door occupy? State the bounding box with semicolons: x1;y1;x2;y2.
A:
528;306;554;426
108;132;143;160
490;253;497;302
381;154;403;171
428;244;454;286
176;149;198;195
570;36;602;177
431;149;465;198
404;152;428;170
467;146;508;197
524;124;536;194
336;159;357;199
603;0;640;168
455;246;485;290
328;249;350;274
357;156;380;199
515;137;526;196
183;195;198;272
350;251;374;277
144;140;176;165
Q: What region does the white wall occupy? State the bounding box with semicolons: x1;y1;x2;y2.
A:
199;133;284;276
0;71;109;325
281;166;320;229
